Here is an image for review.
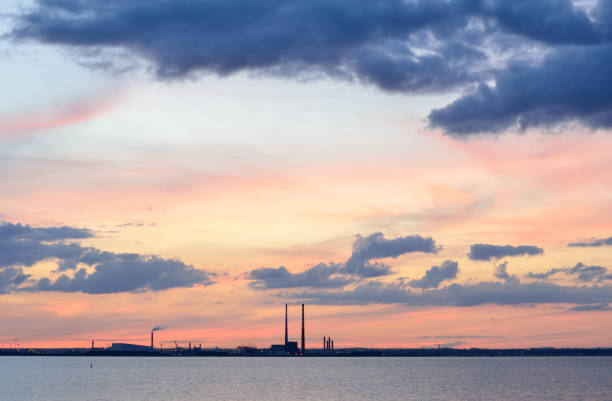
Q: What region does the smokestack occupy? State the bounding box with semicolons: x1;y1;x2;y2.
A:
151;331;154;350
301;304;305;355
327;337;330;351
331;340;334;352
285;304;288;346
91;339;94;350
323;336;326;351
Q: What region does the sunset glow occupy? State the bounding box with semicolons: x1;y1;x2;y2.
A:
2;0;612;352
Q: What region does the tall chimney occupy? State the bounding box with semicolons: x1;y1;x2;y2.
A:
331;340;334;352
301;304;305;355
151;331;154;350
91;339;94;350
285;304;288;346
327;337;330;351
323;336;326;351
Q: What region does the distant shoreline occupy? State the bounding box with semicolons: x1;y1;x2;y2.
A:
3;348;612;357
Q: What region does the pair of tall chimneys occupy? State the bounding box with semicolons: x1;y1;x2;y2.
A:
323;336;334;352
285;303;305;355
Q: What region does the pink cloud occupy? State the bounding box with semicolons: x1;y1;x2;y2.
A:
0;90;120;140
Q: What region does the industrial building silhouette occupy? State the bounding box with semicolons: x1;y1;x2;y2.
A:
269;303;305;356
21;303;344;356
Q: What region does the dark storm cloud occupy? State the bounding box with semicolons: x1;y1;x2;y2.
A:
11;0;489;90
248;232;439;289
480;0;600;45
0;222;213;294
468;244;543;261
428;44;612;135
409;260;458;289
526;262;612;283
10;0;612;135
290;279;612;307
568;235;612;247
427;0;612;135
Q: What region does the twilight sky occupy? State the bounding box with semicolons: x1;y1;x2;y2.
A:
1;0;612;349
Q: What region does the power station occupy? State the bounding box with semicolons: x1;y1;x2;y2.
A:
270;303;305;356
55;303;342;356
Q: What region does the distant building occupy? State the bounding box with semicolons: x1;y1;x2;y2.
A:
109;343;151;352
268;341;299;356
269;304;304;356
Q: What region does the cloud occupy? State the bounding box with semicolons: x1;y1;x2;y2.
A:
23;255;212;294
568;235;612;247
526;262;612;283
569;303;612;311
248;232;439;289
417;335;505;339
480;0;599;45
409;260;458;289
248;263;351;290
287;260;612;308
10;0;612;135
438;341;466;348
468;243;543;261
343;232;439;276
0;222;92;242
429;43;612;135
494;261;510;281
0;92;117;140
340;262;394;278
0;239;90;269
11;0;489;89
0;222;213;294
0;267;30;294
493;261;519;284
290;278;612;307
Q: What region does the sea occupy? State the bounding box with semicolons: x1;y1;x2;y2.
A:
1;356;611;401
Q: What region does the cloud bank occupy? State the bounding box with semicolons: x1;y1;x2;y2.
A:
526;262;612;283
249;234;612;309
248;232;439;289
249;263;351;290
254;248;612;309
568;235;612;247
0;222;213;294
9;0;612;135
290;276;612;307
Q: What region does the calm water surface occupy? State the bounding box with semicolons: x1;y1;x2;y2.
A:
1;356;611;401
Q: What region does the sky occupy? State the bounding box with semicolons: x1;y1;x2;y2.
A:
1;0;612;350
